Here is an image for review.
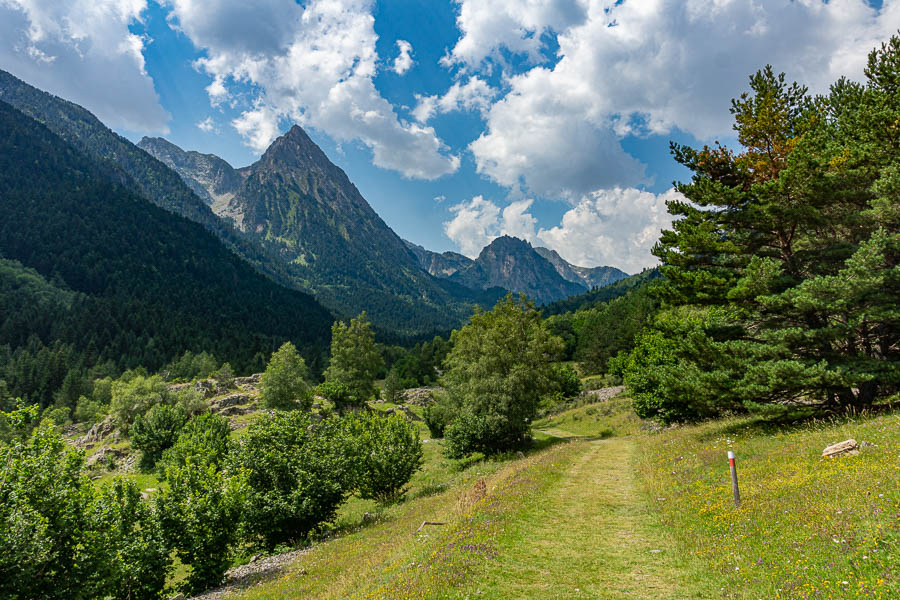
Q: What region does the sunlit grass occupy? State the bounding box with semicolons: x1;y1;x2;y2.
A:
637;410;900;599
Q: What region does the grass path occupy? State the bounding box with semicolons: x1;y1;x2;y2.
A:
458;439;710;599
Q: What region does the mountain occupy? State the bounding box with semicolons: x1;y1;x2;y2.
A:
137;136;243;213
140;127;499;334
532;247;628;290
403;241;473;278
0;69;310;293
0;99;333;405
406;236;628;305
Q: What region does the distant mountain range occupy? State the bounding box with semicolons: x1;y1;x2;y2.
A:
1;67;630;338
140;129;628;310
405;236;628;305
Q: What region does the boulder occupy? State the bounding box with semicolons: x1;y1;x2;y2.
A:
79;416;116;446
822;439;860;458
234;373;262;389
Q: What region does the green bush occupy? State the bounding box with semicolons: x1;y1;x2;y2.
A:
91;478;171;600
260;342;313;410
156;454;246;594
343;411;422;503
159;412;231;475
109;375;170;430
74;395;105;424
316;380;353;413
323;313;383;407
213;362;235;389
443;411;500;459
381;368;404;404
130;404;187;472
550;364;582;398
422;395;455;439
0;423;97;599
228;411;350;549
43;405;70;426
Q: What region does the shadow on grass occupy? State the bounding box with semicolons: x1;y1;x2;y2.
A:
694;400;900;442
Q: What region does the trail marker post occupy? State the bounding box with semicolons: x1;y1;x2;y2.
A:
728;451;741;509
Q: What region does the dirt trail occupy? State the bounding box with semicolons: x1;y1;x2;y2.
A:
468;439;706;599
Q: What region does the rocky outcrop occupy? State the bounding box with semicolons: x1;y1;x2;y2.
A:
401;387;442;406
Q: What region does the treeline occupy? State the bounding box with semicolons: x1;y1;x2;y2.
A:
612;38;900;423
0;100;333;410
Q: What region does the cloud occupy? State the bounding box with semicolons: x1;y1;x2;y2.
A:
0;0;170;132
162;0;459;180
444;0;587;68
444;196;502;257
442;196;537;258
537;187;681;273
444;188;680;271
451;0;900;196
392;39;414;75
412;76;497;123
196;116;218;133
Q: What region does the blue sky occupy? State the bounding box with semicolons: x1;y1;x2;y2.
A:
0;0;895;272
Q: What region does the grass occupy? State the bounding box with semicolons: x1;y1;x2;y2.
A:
637;411;900;599
534;396;643;438
449;438;712;599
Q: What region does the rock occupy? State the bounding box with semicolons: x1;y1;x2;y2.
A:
397;405;422;422
823;439;860;458
234;373;262;389
210;393;251;412
219;405;251;417
193;379;218;399
402;387;443;406
78;416;116;446
860;440;876;448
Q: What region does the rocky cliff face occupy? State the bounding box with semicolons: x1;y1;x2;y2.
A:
447;236;586;305
137;137;243;215
533;247;628;289
404;241;473;278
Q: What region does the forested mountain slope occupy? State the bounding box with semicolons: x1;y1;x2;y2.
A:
0;100;333;406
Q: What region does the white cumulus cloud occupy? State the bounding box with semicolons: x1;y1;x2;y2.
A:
162;0;459;179
412;76;497;123
537;187;682;273
0;0;170;132
392;39;414;75
444;188;680;271
452;0;900;196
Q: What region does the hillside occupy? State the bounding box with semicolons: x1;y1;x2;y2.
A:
0;100;333;405
542;268;661;315
139;128;504;334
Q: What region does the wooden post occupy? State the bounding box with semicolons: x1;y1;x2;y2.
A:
728;451;741;509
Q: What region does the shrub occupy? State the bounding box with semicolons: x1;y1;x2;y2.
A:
422;395;456;439
343;411;422;503
43;405;70;426
323;313;383;407
381;368;404;404
316;380;353;413
156;455;246;594
130;404;187;472
228;411;350;549
549;364;582;398
91;478;170;600
443;411;497;459
74;395;105;424
213;362;235;389
109;375;170;430
260;342;313;410
159;412;231;475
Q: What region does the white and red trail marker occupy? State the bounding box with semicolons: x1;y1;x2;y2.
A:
728;450;741;509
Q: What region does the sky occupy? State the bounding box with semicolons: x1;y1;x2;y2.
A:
1;0;897;273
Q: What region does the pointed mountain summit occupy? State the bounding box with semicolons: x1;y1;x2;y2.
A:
141;126;499;332
448;236;586;305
